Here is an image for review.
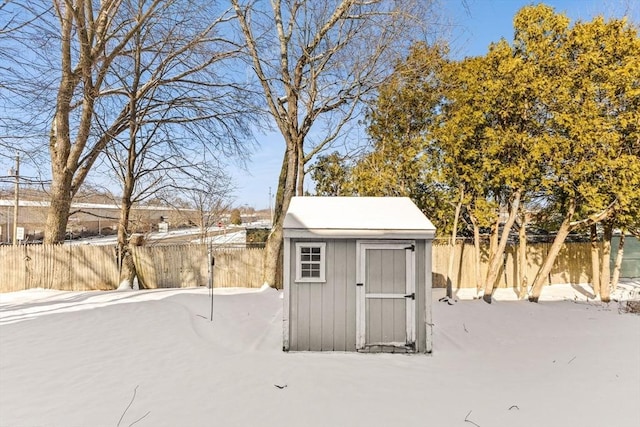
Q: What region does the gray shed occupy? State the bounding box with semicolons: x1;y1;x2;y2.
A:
283;196;436;353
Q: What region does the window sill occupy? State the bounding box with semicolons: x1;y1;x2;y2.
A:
294;279;327;284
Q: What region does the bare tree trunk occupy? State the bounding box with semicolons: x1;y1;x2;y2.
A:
446;187;464;298
44;3;78;245
469;212;483;297
590;223;600;296
199;212;207;244
611;232;625;292
518;210;528;299
485;214;500;290
117;178;146;290
118;239;141;291
529;199;576;302
600;221;613;302
296;141;305;196
115;35;148;290
483;190;521;303
44;171;74;244
117;197;132;251
196;205;207;244
263;143;298;288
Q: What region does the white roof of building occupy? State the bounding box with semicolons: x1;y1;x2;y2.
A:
283;196;435;239
0;199;177;211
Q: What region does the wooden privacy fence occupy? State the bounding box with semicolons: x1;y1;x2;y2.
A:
432;241;593;289
210;247;264;289
0;244;265;292
131;244;208;289
0;241;600;293
0;245;119;293
131;245;264;289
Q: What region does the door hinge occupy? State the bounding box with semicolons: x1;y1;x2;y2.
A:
404;292;415;300
405;245;415;252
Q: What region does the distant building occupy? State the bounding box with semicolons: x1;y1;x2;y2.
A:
0;199;189;243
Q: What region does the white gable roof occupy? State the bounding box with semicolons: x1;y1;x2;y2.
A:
283;196;436;239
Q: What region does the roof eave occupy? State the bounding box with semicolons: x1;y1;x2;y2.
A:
283;228;436;240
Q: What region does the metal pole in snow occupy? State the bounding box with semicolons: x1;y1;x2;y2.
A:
208;243;215;322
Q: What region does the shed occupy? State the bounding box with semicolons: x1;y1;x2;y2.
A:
283;196;436;353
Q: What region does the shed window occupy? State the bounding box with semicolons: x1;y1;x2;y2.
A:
295;242;326;282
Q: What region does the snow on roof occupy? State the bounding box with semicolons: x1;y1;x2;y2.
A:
283;196;435;238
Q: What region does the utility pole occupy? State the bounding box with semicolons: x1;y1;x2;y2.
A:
12;152;20;246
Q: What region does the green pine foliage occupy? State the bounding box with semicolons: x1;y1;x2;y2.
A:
310;152;352;196
349;4;639;239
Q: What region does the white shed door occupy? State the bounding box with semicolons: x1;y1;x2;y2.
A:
356;242;416;351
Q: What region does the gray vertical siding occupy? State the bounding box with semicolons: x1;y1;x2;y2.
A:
288;239;357;351
288;238;430;353
320;242;335;350
309;283;323;350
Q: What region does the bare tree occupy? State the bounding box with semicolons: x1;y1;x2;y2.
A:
165;167;235;244
90;0;252;288
104;128;193;289
231;0;437;287
0;2;51;155
2;1;252;244
0;1;16;88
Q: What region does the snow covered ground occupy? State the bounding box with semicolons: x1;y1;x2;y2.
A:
1;283;639;427
66;225;247;246
192;230;246;245
65;227;203;246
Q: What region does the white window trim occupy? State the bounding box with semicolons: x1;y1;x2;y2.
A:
295;242;326;283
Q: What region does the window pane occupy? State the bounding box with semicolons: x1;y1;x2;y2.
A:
301;254;311;261
301;247;311;254
311;247;321;254
311;254;321;261
302;264;320;277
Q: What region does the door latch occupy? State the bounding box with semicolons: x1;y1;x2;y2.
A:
404;293;415;300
